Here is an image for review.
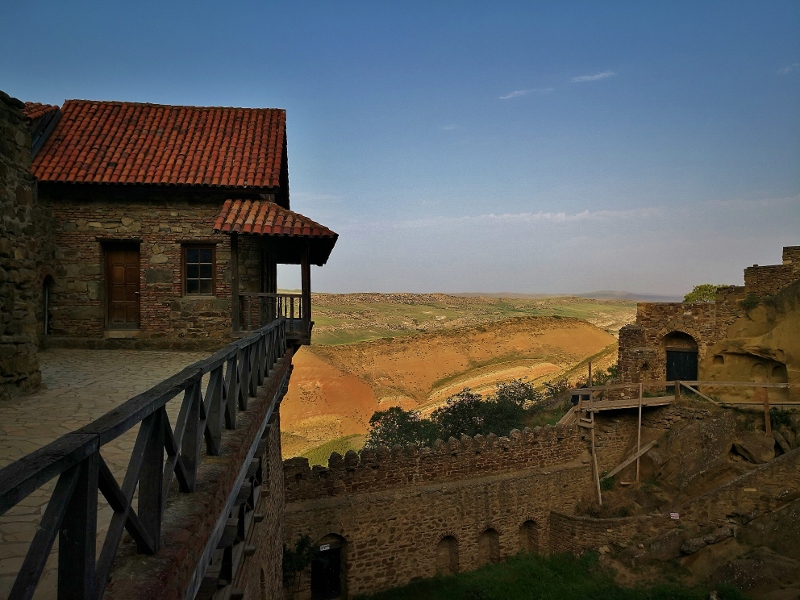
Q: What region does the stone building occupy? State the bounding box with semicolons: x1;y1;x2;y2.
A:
19;98;337;350
617;246;800;402
0;92;42;399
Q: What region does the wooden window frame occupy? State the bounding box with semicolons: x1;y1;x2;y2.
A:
182;244;216;296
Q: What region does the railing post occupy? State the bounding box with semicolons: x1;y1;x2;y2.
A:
138;408;165;552
59;452;99;600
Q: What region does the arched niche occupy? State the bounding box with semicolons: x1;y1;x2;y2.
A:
478;528;500;566
436;535;459;576
519;520;539;553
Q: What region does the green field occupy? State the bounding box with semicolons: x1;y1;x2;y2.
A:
310;293;635;345
301;434;365;466
355;552;745;600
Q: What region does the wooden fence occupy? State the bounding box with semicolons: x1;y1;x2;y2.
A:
0;318;289;600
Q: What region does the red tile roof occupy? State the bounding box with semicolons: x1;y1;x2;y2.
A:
23;102;59;121
214;199;337;238
31;100;285;188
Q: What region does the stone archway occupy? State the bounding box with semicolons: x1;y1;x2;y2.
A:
662;331;698;381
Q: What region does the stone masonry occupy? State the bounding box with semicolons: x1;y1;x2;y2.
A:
0;91;41;399
618;246;800;387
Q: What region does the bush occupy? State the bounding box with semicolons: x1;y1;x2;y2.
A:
364;406;438;448
741;294;760;311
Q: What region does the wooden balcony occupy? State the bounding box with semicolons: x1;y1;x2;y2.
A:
236;292;313;346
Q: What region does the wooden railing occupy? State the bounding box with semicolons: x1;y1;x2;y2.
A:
237;293;309;337
0;319;289;600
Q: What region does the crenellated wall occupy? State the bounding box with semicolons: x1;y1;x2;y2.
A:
284;424;586;503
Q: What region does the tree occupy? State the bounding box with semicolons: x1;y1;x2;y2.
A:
683;284;725;303
495;378;543;409
431;389;487;439
364;406;437;448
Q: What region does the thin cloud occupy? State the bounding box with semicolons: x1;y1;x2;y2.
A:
499;87;554;100
439;124;458;131
778;63;799;75
571;71;615;83
499;90;531;100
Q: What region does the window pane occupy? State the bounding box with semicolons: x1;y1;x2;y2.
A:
186;248;198;263
200;249;212;263
200;264;212;278
187;264;199;279
199;280;212;294
187;280;199;294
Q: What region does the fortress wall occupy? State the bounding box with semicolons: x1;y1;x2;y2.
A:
284;424;586;502
0;91;41;399
285;461;591;598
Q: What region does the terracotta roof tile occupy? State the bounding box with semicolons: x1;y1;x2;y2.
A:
213;199;337;239
31;100;285;188
23;102;59;121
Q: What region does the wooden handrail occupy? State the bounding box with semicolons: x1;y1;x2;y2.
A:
0;318;288;599
237;292;308;332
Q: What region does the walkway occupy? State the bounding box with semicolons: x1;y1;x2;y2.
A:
0;348;208;599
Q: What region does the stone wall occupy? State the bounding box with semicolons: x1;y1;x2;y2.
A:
744;264;797;296
618;246;799;388
0;91;41;399
36;183;274;348
284;424;586;502
285;462;590;598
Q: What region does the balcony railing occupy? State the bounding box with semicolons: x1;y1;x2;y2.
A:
237;292;311;342
0;319;289;599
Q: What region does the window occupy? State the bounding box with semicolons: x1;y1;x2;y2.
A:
183;245;215;295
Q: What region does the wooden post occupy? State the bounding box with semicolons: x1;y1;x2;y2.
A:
636;382;643;482
231;233;240;333
588;361;592;388
301;242;311;332
592;420;602;506
675;380;681;400
762;386;771;437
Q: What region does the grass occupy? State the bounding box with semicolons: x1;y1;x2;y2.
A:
354;552;746;600
311;295;635;346
301;434;364;467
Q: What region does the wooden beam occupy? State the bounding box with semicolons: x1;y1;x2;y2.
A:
605;440;657;479
681;383;720;405
301;242;311;328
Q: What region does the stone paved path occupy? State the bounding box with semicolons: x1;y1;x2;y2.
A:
0;348;208;599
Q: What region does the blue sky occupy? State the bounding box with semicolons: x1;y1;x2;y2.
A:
3;1;799;295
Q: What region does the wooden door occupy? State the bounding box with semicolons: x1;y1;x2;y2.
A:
106;244;140;328
666;350;698;381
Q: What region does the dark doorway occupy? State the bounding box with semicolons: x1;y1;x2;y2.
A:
666;350;698;381
663;332;698;382
105;244;140;329
311;537;343;600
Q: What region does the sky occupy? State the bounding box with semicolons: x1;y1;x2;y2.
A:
2;1;799;296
